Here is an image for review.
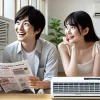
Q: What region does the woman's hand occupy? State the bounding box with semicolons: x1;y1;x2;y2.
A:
63;37;76;49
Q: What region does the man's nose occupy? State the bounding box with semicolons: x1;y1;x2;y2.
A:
18;23;24;30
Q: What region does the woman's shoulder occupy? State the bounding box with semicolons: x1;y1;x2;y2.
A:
93;40;100;53
58;42;71;55
94;40;100;47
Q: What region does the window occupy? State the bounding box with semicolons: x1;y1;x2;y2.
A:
0;0;4;16
0;0;48;30
0;0;48;47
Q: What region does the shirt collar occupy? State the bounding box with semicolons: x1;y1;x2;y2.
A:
17;39;42;54
17;41;22;54
35;39;42;54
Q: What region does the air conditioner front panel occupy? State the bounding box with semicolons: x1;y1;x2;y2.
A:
93;3;100;16
51;77;100;98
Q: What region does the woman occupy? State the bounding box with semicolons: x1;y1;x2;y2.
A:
58;11;100;77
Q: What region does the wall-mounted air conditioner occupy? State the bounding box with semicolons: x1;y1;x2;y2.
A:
93;3;100;16
51;77;100;99
0;16;16;49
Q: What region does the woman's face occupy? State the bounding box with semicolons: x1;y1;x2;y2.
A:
65;24;84;43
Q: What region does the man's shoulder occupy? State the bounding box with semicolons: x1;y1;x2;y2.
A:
39;38;56;48
5;41;19;49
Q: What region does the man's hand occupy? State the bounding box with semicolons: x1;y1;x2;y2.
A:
27;76;41;90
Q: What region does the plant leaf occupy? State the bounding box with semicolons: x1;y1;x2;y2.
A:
48;18;64;47
48;32;55;36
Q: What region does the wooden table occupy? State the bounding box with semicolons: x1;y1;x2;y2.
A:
0;94;100;100
0;94;51;100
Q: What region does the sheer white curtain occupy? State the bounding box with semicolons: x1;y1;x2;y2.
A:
0;0;46;20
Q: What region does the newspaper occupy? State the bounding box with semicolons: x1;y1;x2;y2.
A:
0;60;34;93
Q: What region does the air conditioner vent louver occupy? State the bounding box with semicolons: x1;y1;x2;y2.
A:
0;17;9;46
53;82;100;94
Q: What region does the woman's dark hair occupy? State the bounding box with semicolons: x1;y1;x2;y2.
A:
64;11;99;42
15;5;45;40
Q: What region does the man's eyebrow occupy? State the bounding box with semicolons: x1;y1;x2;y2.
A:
16;19;29;23
23;20;29;22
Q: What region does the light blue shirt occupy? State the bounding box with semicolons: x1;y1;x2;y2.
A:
3;38;58;82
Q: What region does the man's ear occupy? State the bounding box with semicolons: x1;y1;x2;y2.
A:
35;29;41;34
83;27;89;36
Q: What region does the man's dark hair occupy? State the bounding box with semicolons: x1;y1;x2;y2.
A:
15;5;45;40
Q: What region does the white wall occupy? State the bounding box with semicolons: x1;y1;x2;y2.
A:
48;0;100;71
48;0;100;38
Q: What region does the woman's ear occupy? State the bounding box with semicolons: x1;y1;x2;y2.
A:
83;27;89;36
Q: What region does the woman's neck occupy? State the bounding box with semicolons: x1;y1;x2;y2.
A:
76;41;94;52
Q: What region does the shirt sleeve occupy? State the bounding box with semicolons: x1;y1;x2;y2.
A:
2;47;11;63
43;45;58;82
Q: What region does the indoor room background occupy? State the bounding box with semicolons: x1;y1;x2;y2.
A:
0;0;100;72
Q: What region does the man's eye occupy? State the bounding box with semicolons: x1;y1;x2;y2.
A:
24;22;29;26
16;21;20;25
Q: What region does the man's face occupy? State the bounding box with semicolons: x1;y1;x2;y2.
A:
15;16;36;42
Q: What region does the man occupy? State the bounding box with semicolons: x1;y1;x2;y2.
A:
3;5;58;93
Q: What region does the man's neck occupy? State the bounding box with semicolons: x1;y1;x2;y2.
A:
21;40;36;53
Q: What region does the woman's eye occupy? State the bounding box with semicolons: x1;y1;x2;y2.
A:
65;28;68;31
65;25;68;29
71;26;75;29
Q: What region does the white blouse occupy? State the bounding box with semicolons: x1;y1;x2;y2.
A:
67;41;100;76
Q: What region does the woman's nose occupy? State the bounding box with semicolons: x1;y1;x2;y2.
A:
67;29;71;35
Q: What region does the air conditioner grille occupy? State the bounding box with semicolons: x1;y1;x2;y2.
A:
0;17;8;45
53;82;100;94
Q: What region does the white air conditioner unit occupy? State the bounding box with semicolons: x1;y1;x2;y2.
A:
93;3;100;16
51;77;100;99
0;16;16;49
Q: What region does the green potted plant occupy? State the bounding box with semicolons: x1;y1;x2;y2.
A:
48;18;65;48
